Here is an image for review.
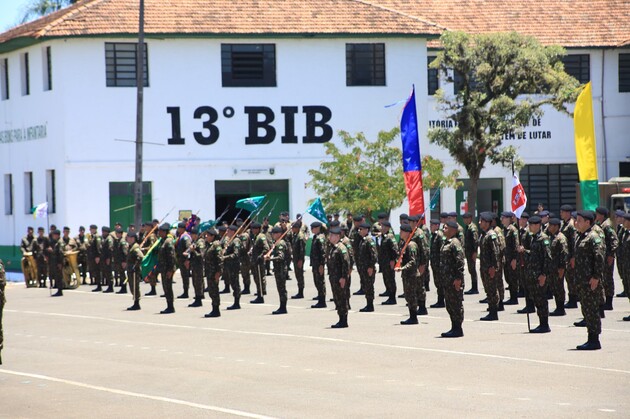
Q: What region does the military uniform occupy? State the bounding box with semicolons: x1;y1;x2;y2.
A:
503;222;520;304
463;219;479;293
560;216;578;307
34;233;49;287
269;237;289;314
618;218;630;320
20;232;37;287
250;228;269;299
310;228;327;307
0;260;5;364
175;230;193;298
430;227;446;307
440;234;465;336
399;239;420;324
126;239;144;309
222;232;242;309
238;229;252;294
189;235;206;306
548;229;569;315
47;236;62;290
140;229;158;295
291;229;306;298
158;229;177;313
113;233;129;292
340;233;354;307
493;225;506;306
411;225;429;314
58;234;78;291
75;232;89;284
479;219;501;320
87;229;103;290
357;228;378;311
328;236;351;327
523;222;552;332
101;230;115;292
596;216;618;309
204;232;223;317
378;228;398;302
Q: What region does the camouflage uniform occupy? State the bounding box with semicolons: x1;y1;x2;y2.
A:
493;226;506;303
358;234;378;304
204;237;223;310
251;231;269;297
597;218;618;301
87;233;102;287
523;230;552;322
619;225;630;313
430;228;446;300
574;227;605;337
479;228;501;312
310;232;327;301
222;236;242;302
328;241;351;318
140;232;158;291
412;228;429;310
464;221;479;290
440;236;465;328
561;218;578;305
503;223;520;301
422;224;432;290
378;230;398;298
75;233;88;283
269;239;289;307
48;237;62;290
400;241;420;312
350;226;362;292
126;242;144;305
0;260;5;363
101;233;115;290
239;230;252;293
158;234;177;310
341;235;354;305
548;230;569;309
34;234;49;287
291;230;306;295
113;235;128;288
175;232;192;296
616;223;627;297
190;237;206;301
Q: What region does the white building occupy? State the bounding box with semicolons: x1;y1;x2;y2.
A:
0;0;629;269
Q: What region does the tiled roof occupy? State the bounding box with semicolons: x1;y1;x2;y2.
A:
0;0;444;46
371;0;630;48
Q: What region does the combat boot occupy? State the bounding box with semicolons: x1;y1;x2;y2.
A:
464;282;479;295
145;285;156;296
204;307;221;318
219;284;230;294
576;333;601;350
359;300;374;312
622;315;630;321
331;314;348;328
291;289;304;299
504;290;518;305
530;317;551;333
498;301;505;312
92;285;102;292
160;303;175;314
127;302;141;311
250;295;264;304
353;288;365;296
549;306;566;316
116;284;128;294
430;294;445;308
603;296;613;311
441;322;464;338
599;307;606;318
311;297;327;309
272;302;287;315
616;290;627;298
573;319;587;327
517;299;535;314
103;284;114;293
378;291;389;297
51;289;63;297
564;294;578;309
416;301;428;316
188;298;202;307
242;286;251;295
227;296;241;310
177;291;189;299
400;307;419;325
382;296;397;305
480;308;498;321
479;297;488;304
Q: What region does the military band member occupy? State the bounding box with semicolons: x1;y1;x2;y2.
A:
429;219;445;308
204;228;223;318
560;205;578;308
125;232;144;311
20;226;36;255
328;227;351;328
440;221;465;337
113;227;129;294
290;221;306;299
462;212;480;295
175;222;192;299
547;218;569;316
478;212;501;321
35;227;49;288
88;225;103;291
396;224;420;325
265;226;289;314
101;226;115;293
50;229;63;297
75;226;88;284
188;226;205;307
310;221;327;308
357;222;378;312
379;221;398;305
222;225;242;310
501;212;520;305
595;207;618;311
158;223;177;314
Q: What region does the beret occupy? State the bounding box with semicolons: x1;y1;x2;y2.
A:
539;210;550;217
177;222;186;229
127;231;137;238
446;220;459;229
311;221;322;228
352;215;363;222
440;212;449;218
359;222;371;229
377;212;388;219
280;211;289;217
159;223;171;231
479;212;494;222
623;213;630;221
399;213;408;220
577;210;595;221
560;204;574;212
38;227;45;231
217;225;227;232
615;209;626;217
271;226;283;234
381;221;391;227
115;227;123;234
190;226;198;234
333;212;339;216
528;216;542;224
329;220;341;227
430;219;440;225
501;211;515;218
447;211;457;218
63;226;70;231
292;221;303;228
400;224;412;232
408;215;419;222
228;225;239;231
79;226;85;231
571;211;577;218
462;212;472;218
236;220;244;227
102;226;111;232
520;212;530;219
250;222;261;229
206;228;218;236
548;218;561;226
329;227;341;235
52;229;61;235
90;224;98;229
595;207;609;216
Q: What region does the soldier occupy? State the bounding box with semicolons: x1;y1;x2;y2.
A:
188;226;205;307
237;220;252;295
615;210;628;298
573;211;605;350
340;224;354;309
539;210;550;233
501;212;520;305
265;226;289;315
125;232;144;311
34;227;49;288
462;212;480;295
75;226;88;284
0;259;5;364
357;222;378;312
408;215;429;315
560;205;579;308
492;216;506;311
157;223;177;314
478;212;501;321
440;221;465;337
20;226;36;255
140;222;159;296
399;213;409;226
327;227;351;328
175;222;192;299
290;221;306;299
345;212;354;231
49;229;63;297
396;224;420;324
309;221;327;308
429;219;445;308
203;228;223;318
350;215;365;295
420;214;432;292
595;207;618;311
547;218;569;316
261;217;272;275
113;228;129;294
379;221;398;305
88;225;103;291
620;214;630;320
249;222;269;303
100;226;115;293
222;225;242;310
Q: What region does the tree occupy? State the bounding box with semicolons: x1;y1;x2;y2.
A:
308;127;460;221
21;0;78;23
428;31;580;215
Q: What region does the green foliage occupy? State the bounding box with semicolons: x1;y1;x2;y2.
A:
308;128;460;221
21;0;77;23
428;31;581;213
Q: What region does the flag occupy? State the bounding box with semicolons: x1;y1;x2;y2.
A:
401;86;425;216
574;82;599;210
306;197;328;225
141;237;162;280
235;195;266;212
32;202;48;219
511;174;527;218
429;189;440;211
197;220;216;234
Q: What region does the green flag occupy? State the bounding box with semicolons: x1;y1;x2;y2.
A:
140;238;162;280
306;197;328;225
235;195;266;212
197;220;216;234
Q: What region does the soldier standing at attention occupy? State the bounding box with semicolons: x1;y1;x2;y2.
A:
327;227;351;328
101;226;115;293
50;229;64;297
462;212;480;295
350;215;365;295
249;222;269;303
595;207;618;311
560;205;578;308
429;219;445;308
408;215;429;315
478;212;501;321
290;221;306;300
265;226;289;315
113;228;129;294
340;225;354;309
492;215;506;311
203;229;223;318
175;222;192;299
396;224;420;325
547;218;569;316
440;221;465;337
501;212;520;306
20;226;35;255
75;226;88;284
620;214;630;321
379;221;398;305
357;222;378;313
140;222;158;296
35;227;49;288
310;221;327;308
615;210;628;298
88;225;102;291
125;232;144;311
188;226;205;308
0;259;5;364
573;211;605;350
237;220;252;295
222;225;242;310
218;225;232;294
157;223;177;314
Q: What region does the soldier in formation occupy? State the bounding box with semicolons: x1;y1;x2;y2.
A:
204;228;223;318
265;226;289;315
357;222;378;312
547;218;569;316
396;224;420;325
478;212;501;321
125;231;144;311
327;227;351;328
462;212;479;295
440;221;465;337
594;207;618;311
250;222;269;303
310;222;327;308
188;226;205;307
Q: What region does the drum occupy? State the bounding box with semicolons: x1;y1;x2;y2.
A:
62;251;81;289
22;253;39;288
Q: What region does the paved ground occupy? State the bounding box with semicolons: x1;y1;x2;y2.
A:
1;269;629;418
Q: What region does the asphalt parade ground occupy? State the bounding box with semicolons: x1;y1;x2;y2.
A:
1;268;629;418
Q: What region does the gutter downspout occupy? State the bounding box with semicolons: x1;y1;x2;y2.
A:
600;49;608;180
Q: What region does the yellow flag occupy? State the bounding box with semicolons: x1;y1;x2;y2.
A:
573;82;599;209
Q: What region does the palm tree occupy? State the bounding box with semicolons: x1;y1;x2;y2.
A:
21;0;78;24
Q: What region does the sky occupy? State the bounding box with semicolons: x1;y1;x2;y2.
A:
0;0;33;32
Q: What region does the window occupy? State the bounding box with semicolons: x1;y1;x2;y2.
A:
519;164;578;214
105;42;148;87
46;169;56;214
620;53;630;93
0;58;8;100
4;174;12;215
21;52;29;95
427;56;439;95
221;44;276;87
346;43;385;86
43;46;52;91
24;172;33;214
562;54;590;84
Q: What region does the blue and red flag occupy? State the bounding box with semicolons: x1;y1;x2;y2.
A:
400;86;425;216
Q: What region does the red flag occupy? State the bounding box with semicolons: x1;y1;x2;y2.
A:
511;174;527;218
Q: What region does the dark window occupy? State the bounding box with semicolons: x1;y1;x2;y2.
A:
4;174;12;215
44;46;52;91
46;169;56;214
24;172;33;214
221;44;276;87
22;52;29;95
453;70;482;95
428;56;439;95
519;164;578;214
346;43;385;86
105;42;149;87
620;162;630;177
562;54;590;84
620;53;630;93
0;58;8;100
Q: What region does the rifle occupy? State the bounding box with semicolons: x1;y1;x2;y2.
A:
264;199;279;221
139;206;175;249
221;201;270;255
265;216;302;259
395;224;419;269
215;205;230;225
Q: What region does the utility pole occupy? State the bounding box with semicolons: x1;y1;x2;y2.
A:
134;0;145;229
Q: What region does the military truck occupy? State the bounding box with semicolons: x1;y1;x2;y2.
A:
576;177;630;212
